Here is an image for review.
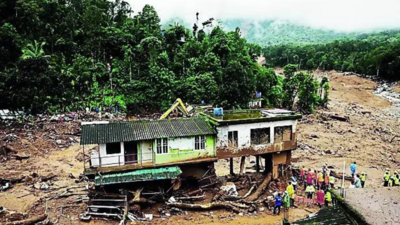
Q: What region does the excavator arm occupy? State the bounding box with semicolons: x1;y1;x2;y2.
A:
160;98;189;119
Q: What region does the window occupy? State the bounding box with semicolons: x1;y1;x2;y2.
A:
274;126;292;143
228;131;238;148
251;128;270;145
195;135;205;150
156;138;168;154
106;142;121;155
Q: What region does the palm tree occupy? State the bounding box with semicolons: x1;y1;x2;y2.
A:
20;40;46;60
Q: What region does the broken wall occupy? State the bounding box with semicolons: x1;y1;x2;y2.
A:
216;120;297;159
272;151;291;179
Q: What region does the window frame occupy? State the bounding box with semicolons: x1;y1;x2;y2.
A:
156;138;169;154
105;142;121;155
195;135;206;150
228;131;238;148
274;126;292;142
250;127;271;145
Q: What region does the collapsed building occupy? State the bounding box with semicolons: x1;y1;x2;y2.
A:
81;109;301;184
201;109;301;178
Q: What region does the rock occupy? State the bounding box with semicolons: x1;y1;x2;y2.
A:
325;150;332;154
259;207;265;212
33;182;41;189
40;183;50;190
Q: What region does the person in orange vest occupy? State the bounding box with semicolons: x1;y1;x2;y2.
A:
300;166;305;182
324;172;330;189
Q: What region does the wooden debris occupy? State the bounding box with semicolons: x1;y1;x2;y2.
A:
243;184;257;199
246;173;272;201
239;156;246;175
5;214;47;225
13;154;31;160
167;201;249;213
321;112;350;122
175;195;205;201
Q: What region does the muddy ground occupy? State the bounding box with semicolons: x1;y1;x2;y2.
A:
1;70;400;224
345;188;400;225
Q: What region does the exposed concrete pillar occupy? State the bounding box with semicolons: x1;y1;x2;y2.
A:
256;155;260;172
230;158;234;175
239;156;246;175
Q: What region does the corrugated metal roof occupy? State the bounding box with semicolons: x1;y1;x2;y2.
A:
94;166;182;186
80;118;216;145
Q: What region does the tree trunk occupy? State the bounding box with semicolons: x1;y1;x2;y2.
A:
5;214;47;225
246;173;272;201
376;64;380;77
239;156;246;175
167;202;249;213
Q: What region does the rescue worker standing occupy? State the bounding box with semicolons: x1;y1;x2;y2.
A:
324;173;330;190
305;185;316;199
389;175;394;187
283;191;290;211
360;172;367;188
286;182;295;207
317;171;324;189
329;173;335;188
394;171;400;186
384;169;391;187
324;190;332;207
274;193;282;215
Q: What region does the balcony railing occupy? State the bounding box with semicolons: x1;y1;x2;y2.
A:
89;152;154;168
87;150;214;169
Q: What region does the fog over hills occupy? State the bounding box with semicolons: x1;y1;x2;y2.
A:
129;0;400;32
128;0;400;45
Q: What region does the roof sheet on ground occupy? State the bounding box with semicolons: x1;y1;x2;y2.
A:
95;166;182;186
80;118;216;145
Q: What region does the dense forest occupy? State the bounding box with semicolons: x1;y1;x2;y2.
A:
264;30;400;80
0;0;328;114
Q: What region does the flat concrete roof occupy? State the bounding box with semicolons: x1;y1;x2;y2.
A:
344;188;400;225
200;109;301;125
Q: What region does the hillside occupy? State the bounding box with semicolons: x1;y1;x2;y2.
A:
222;20;356;46
163;18;357;46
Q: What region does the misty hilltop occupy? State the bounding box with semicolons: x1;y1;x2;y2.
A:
163;18;356;46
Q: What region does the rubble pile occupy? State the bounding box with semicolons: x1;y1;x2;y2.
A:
80;172;287;224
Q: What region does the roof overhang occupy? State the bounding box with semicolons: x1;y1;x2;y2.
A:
94;166;182;186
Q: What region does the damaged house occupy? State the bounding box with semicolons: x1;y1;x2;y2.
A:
81;119;217;186
81;109;301;186
201;109;301;178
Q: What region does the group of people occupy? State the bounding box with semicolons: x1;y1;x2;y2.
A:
349;162;366;188
383;169;400;187
273;182;295;215
273;164;335;216
300;165;334;208
351;161;399;187
300;165;335;190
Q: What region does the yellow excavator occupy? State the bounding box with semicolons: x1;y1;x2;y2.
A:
159;98;193;119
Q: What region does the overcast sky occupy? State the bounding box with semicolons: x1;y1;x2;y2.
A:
128;0;400;32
